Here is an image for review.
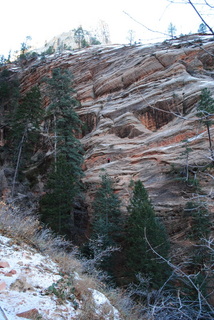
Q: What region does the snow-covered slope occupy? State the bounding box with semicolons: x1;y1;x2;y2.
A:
0;234;120;320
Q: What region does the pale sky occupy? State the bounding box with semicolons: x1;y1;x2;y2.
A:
0;0;213;57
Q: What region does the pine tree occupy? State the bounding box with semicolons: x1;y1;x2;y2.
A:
126;180;170;288
73;26;89;49
10;86;43;196
44;67;83;176
87;172;123;280
91;173;122;247
39;154;77;237
0;69;20;116
198;23;207;33
184;201;211;240
40;68;84;238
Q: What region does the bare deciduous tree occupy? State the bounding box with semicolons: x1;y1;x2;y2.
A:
142;229;214;320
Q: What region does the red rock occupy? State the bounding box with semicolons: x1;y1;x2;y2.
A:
0;281;6;291
0;261;9;268
16;308;40;319
9;269;17;274
5;269;17;276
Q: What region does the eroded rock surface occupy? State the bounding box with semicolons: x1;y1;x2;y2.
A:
7;35;214;238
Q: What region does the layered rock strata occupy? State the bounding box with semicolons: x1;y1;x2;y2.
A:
5;35;214;239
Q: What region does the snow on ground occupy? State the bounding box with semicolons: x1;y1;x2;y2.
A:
90;289;121;320
0;235;77;319
0;234;121;320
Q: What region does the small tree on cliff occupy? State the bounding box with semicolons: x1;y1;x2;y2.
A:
73;26;89;49
197;88;214;163
40;68;84;238
125;180;170;288
168;22;177;38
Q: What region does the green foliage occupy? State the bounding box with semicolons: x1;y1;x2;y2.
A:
0;69;20;115
168;22;177;38
89;36;101;45
125;180;170;288
45;275;78;308
197;88;214;124
12;86;43;137
73;26;89;49
184;201;211;240
45;67;84;177
85;172;123;280
11;86;43;161
0;55;6;66
198;23;207;33
9;86;43;196
91;173;122;247
42;46;55;55
19;36;32;60
169;161;200;191
40;68;84;238
40;155;77;237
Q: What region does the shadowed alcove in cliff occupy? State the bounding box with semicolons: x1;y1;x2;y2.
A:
80;112;98;136
110;124;143;139
135;100;177;131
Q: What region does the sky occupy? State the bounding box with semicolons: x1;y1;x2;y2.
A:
0;0;213;57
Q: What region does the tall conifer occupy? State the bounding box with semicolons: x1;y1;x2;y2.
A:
126;180;170;288
11;86;43;196
40;68;84;238
88;172;123;280
92;173;122;247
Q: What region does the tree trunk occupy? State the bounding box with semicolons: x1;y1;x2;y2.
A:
11;130;26;197
206;122;214;164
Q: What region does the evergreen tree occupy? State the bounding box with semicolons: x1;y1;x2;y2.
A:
40;68;84;238
168;22;177;38
12;86;43;143
39;154;77;237
10;86;43;196
86;172;123;280
91;173;122;247
0;69;20;117
198;23;207;33
125;180;170;288
184;201;211;240
73;26;89;49
197;88;214;163
44;67;83;177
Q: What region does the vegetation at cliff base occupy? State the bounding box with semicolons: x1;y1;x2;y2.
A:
124;180;170;289
39;68;84;239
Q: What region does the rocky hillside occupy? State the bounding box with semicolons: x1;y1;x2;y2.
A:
1;34;214;241
0;202;123;320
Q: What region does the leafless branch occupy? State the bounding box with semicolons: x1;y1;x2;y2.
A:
167;0;214;34
204;0;214;8
123;11;170;38
144;228;214;316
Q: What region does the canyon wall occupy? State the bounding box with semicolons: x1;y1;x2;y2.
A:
4;35;214;243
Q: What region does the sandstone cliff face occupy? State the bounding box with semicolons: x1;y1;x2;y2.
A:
7;35;214;240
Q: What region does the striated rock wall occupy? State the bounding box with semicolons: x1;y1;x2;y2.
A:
7;35;214;240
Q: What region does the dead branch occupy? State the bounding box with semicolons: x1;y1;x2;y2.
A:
123;11;170;38
144;228;214;316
